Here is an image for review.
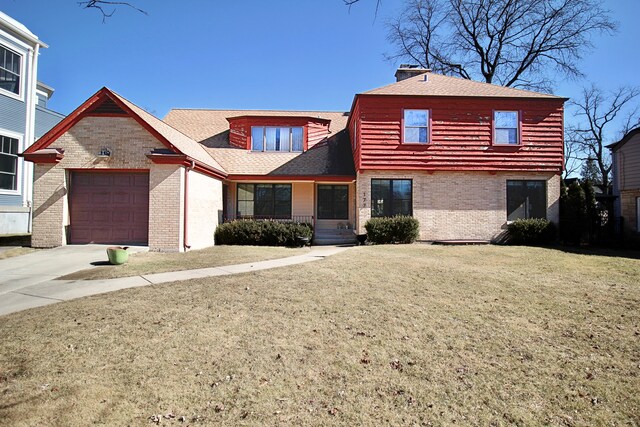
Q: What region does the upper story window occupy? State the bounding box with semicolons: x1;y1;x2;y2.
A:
494;111;520;145
0;134;19;191
0;45;21;96
251;126;303;152
403;109;429;143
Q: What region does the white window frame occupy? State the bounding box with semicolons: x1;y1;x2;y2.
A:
493;110;520;145
0;128;23;195
403;109;430;144
0;43;25;101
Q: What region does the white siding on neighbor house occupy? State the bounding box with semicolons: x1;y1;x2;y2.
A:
616;134;640;190
186;169;223;250
34;105;64;139
0;20;46;233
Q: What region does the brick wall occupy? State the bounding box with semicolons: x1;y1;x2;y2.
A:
186;169;222;250
31;116;186;250
31;164;67;247
355;170;560;241
149;165;184;252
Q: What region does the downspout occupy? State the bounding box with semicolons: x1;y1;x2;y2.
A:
25;44;39;233
183;161;194;251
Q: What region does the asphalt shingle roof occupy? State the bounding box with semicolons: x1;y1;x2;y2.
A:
111;92;227;174
163;109;355;177
362;72;566;99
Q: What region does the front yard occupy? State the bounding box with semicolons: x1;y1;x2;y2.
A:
0;245;638;425
59;245;307;280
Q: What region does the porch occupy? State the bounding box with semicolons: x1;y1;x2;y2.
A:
222;180;357;245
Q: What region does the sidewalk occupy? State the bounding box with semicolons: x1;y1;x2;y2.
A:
0;245;351;316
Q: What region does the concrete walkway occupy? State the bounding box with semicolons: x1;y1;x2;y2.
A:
0;245;350;316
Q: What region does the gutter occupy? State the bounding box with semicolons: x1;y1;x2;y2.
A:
183;161;194;251
24;43;40;232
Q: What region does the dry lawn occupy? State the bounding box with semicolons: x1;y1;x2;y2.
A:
0;247;34;260
59;245;307;280
1;245;639;426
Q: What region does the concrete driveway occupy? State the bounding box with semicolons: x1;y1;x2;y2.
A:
0;244;147;314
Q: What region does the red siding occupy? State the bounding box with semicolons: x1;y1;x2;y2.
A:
307;121;330;148
354;95;564;172
228;118;249;148
226;116;331;151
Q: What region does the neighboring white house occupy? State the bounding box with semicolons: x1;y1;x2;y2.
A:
609;127;640;240
0;11;62;234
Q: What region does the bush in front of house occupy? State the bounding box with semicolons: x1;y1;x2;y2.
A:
214;220;313;247
364;215;419;244
507;218;556;245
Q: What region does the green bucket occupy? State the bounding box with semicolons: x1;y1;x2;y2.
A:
106;246;129;265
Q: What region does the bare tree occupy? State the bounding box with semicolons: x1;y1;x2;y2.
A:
563;135;582;180
362;0;616;91
79;0;147;22
566;85;640;192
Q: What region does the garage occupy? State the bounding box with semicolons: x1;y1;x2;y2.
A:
69;171;149;244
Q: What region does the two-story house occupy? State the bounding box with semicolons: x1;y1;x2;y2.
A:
609;127;640;240
23;66;566;251
0;12;63;235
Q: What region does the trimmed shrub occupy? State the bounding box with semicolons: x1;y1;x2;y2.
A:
214;220;313;247
364;216;419;244
507;218;556;245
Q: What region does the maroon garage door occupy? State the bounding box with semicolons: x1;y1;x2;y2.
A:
70;171;149;244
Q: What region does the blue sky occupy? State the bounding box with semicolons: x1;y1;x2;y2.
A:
2;0;639;127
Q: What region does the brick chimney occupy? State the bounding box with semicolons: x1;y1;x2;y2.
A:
395;64;430;82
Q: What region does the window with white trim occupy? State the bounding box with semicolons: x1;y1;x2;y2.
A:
0;134;19;190
494;111;519;144
403;110;429;143
251;126;303;152
0;45;21;96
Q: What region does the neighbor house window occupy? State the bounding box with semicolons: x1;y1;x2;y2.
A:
494;111;519;144
251;127;303;152
403;110;429;143
637;197;640;232
371;179;412;217
0;134;19;191
317;185;348;220
0;45;21;95
506;180;546;221
237;183;292;219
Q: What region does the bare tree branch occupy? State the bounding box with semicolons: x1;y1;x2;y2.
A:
364;0;617;91
79;0;147;22
566;85;640;192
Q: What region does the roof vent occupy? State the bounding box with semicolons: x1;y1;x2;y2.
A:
86;97;127;115
395;64;430;82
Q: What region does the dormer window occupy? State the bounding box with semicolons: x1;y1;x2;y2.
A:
251;126;303;152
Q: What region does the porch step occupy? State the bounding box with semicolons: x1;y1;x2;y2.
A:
313;228;357;246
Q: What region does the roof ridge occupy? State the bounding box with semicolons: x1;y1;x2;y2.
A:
361;71;566;99
167;108;349;113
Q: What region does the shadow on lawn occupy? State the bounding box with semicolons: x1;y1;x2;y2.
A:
543;244;640;260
